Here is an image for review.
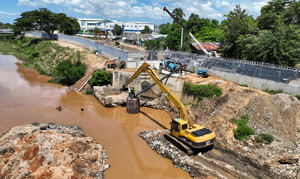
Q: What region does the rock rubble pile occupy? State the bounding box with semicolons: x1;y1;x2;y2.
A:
0;123;109;178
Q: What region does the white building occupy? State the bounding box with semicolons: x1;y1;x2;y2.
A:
78;18;155;33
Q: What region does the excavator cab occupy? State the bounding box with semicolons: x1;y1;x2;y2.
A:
171;118;215;149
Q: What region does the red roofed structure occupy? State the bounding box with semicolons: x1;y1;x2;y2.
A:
192;42;219;52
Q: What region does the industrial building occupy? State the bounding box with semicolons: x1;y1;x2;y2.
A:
78;18;155;33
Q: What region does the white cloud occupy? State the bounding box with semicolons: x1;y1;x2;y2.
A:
17;0;269;23
0;11;19;16
18;0;38;6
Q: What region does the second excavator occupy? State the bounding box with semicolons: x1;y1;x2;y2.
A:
122;62;215;154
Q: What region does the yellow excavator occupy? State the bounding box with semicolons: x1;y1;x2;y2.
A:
122;62;215;154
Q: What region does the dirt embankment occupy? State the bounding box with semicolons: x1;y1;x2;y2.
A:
0;123;109;178
155;74;300;178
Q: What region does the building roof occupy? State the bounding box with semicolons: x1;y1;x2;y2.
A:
192;42;219;51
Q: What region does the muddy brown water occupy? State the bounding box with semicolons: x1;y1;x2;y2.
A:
0;54;190;179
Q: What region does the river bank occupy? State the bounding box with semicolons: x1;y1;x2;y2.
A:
0;53;191;178
0;35;86;86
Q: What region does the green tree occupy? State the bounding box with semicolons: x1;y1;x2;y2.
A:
112;24;123;36
141;26;152;34
172;8;185;22
58;14;80;35
144;40;158;50
0;22;13;29
237;25;300;66
13;8;79;38
54;59;87;86
196;26;224;42
211;19;219;26
159;23;171;34
221;5;257;58
285;1;300;25
89;70;112;87
187;14;223;42
257;0;288;30
165;23;191;51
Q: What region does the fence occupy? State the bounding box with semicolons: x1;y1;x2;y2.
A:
163;50;300;84
58;34;128;61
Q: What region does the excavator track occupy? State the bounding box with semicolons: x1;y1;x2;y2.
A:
164;134;193;155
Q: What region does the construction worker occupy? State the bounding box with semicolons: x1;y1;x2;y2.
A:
180;65;183;75
128;87;135;98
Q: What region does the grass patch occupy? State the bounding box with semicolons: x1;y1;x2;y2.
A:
233;115;254;141
239;84;248;87
296;95;300;100
183;82;222;102
88;70;112;87
85;89;93;95
263;89;283;95
165;95;169;101
255;133;274;144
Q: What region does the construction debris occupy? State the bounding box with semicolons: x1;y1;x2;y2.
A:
0;123;109;178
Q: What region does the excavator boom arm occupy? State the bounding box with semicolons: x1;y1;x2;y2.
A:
123;63;188;121
123;63;150;87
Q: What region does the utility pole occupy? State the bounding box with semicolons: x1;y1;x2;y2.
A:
180;27;183;49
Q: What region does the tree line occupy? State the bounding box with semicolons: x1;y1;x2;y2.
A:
157;0;300;67
0;8;80;38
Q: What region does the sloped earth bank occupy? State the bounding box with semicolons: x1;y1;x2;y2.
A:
0;123;109;178
140;130;273;179
138;74;300;178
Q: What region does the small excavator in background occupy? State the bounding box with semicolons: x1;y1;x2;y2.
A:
122;62;215;154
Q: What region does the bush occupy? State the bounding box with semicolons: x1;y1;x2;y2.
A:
183;82;222;101
255;133;274;144
263;89;283;95
85;89;93;95
296;95;300;100
118;60;126;69
89;70;112;87
115;42;120;46
240;84;248;87
234;115;254;141
53;59;87;86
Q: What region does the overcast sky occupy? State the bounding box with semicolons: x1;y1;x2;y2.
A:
0;0;269;24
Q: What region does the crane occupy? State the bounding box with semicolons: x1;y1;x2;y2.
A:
122;62;215;154
163;6;210;56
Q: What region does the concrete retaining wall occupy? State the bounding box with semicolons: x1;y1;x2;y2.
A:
207;69;300;95
112;70;184;98
127;60;160;69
